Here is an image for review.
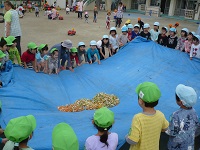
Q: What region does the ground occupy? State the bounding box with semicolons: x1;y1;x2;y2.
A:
0;9;199;53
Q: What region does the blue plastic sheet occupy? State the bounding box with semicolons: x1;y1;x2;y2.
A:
0;37;200;150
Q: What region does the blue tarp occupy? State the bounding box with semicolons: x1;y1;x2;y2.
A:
0;37;200;150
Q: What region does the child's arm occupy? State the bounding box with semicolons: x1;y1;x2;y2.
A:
99;48;105;59
15;49;22;65
96;50;101;64
108;46;112;56
87;50;92;64
175;38;180;50
190;45;193;60
75;55;80;66
33;59;38;72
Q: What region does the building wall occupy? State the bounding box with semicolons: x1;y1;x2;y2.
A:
46;0;66;8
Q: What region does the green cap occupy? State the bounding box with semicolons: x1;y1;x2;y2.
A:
0;50;6;58
70;47;78;53
50;48;58;54
94;107;114;128
38;44;47;51
136;82;161;103
7;36;16;43
4;38;13;46
52;123;79;150
27;42;37;49
4;115;36;143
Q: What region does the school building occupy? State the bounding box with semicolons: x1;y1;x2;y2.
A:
121;0;200;21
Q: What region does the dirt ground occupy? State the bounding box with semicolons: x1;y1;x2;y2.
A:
0;9;199;53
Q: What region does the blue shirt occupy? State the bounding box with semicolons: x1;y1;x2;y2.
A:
131;31;140;40
166;108;200;150
87;48;100;61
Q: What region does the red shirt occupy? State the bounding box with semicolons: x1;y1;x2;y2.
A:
128;31;132;41
70;54;79;65
21;50;35;63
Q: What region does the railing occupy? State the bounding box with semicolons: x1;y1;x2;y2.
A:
84;0;96;6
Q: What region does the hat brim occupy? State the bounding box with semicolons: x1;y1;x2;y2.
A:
0;53;6;58
61;43;72;49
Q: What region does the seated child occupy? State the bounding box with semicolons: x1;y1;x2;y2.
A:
150;22;160;42
70;47;80;68
4;115;36;150
184;32;194;53
166;84;200;150
52;123;79;150
35;44;49;73
48;48;59;74
87;40;101;64
97;35;111;60
126;82;169;150
167;28;178;49
21;42;37;71
0;50;6;87
7;36;21;65
127;24;133;41
109;27;119;55
131;24;140;40
140;23;151;40
157;27;168;46
85;107;118;150
190;35;200;60
118;26;129;48
176;28;188;51
77;42;87;64
0;38;9;71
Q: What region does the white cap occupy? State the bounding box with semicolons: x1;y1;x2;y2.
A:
181;28;189;34
144;23;150;29
154;22;160;26
102;35;109;39
134;24;140;28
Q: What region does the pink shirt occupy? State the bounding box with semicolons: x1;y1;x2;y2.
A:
184;40;193;53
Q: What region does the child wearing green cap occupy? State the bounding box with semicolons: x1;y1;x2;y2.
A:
4;115;36;150
48;48;59;74
70;47;80;68
0;37;11;70
0;50;6;87
85;107;118;150
35;44;49;73
126;82;169;150
166;84;200;150
21;42;37;71
7;36;22;66
52;122;79;150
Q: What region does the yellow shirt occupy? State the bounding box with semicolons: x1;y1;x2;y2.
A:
128;110;169;150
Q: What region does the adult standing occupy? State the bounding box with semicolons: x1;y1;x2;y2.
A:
115;2;123;28
77;0;83;19
50;40;74;72
4;1;22;56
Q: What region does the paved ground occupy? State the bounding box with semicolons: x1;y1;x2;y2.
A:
0;9;199;53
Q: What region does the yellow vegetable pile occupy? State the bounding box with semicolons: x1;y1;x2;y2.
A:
58;93;120;112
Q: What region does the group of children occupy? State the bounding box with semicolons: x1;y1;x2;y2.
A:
0;82;199;150
119;18;200;60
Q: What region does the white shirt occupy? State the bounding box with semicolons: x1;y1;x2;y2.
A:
150;29;160;41
190;43;200;58
85;132;118;150
77;1;83;11
109;35;119;49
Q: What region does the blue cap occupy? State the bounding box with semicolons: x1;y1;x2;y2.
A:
176;84;197;107
90;40;97;46
102;35;109;39
78;42;85;47
170;27;176;32
144;23;150;29
121;26;128;32
127;24;133;29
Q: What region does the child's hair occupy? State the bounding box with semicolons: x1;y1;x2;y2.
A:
102;39;109;48
52;50;58;55
0;37;7;48
193;36;199;42
181;31;188;37
175;93;180;102
107;11;111;15
94;122;112;147
40;45;48;53
4;1;15;9
138;96;159;108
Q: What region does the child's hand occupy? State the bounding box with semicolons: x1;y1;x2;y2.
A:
98;61;101;65
89;61;92;64
77;63;81;66
1;138;8;144
119;43;123;47
0;129;4;134
35;69;39;73
190;57;192;60
69;67;74;72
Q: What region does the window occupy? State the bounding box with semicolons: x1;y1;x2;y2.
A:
150;0;160;6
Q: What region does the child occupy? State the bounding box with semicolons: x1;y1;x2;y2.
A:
66;5;70;14
190;35;200;60
0;37;10;70
48;48;59;74
52;123;79;150
87;40;100;64
4;115;36;150
131;24;140;40
0;50;6;87
109;27;119;55
140;23;151;40
85;11;89;23
35;4;39;17
97;35;111;60
176;28;189;51
167;28;178;49
77;42;87;64
35;44;49;73
184;32;194;53
157;27;168;46
126;82;169;150
138;17;144;30
150;22;160;42
166;84;200;150
70;47;80;68
85;107;118;150
21;42;37;70
106;11;111;29
7;36;21;65
93;6;98;23
127;24;133;41
118;26;129;48
113;9;117;23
